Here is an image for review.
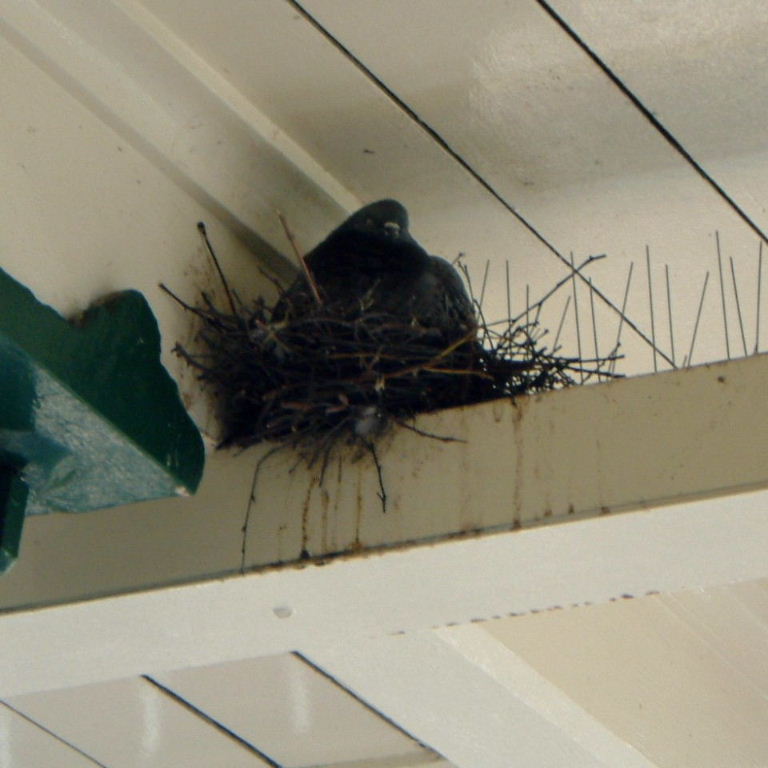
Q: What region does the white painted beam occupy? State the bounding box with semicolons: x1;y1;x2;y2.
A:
0;0;357;273
0;487;767;698
305;626;659;768
244;353;768;568
3;0;767;621
1;353;768;619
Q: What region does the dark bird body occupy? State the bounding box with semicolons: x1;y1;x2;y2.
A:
272;200;475;339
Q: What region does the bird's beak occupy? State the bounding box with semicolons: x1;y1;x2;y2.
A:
382;221;402;237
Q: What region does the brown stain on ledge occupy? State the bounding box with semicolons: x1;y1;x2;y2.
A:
301;475;319;558
490;398;507;424
510;397;528;528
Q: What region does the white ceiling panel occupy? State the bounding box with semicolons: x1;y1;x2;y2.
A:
135;0;548;250
486;581;768;768
156;653;433;768
135;0;655;371
298;0;762;234
6;677;271;767
663;580;768;695
0;704;101;768
548;0;768;230
296;0;768;372
6;0;766;374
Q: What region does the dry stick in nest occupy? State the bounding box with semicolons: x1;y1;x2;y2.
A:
508;253;606;326
197;222;238;317
277;210;323;307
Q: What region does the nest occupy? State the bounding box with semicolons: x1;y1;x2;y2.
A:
163;229;619;462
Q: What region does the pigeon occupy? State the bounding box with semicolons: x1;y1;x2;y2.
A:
272;200;476;339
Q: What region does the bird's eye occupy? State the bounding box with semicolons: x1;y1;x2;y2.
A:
383;221;401;234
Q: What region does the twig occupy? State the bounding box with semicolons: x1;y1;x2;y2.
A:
168;243;620;458
159;282;201;314
510;252;606;325
457;261;475;306
197;222;238;318
610;262;634;375
392;418;467;443
380;328;478;380
257;265;288;298
277;211;323;306
479;259;490;311
553;294;571;352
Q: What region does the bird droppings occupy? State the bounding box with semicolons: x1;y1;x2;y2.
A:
490;399;506;423
301;479;313;556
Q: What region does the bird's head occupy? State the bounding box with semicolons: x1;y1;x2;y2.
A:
341;199;415;245
306;198;430;279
